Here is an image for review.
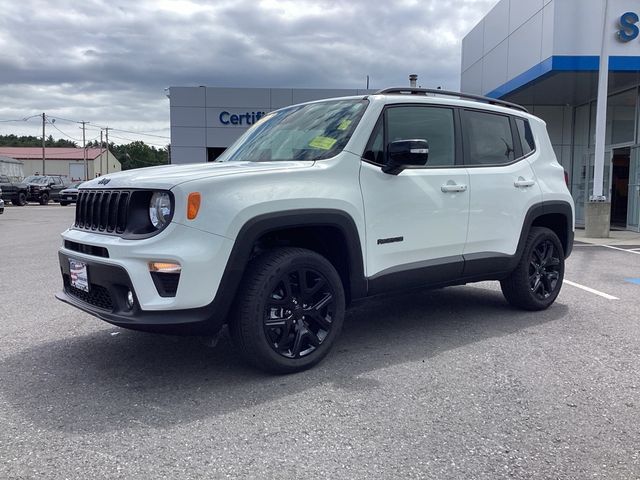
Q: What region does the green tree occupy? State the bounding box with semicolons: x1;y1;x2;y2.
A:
109;141;169;170
0;134;76;147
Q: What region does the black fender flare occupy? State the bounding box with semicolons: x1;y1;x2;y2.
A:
515;201;574;261
209;209;367;326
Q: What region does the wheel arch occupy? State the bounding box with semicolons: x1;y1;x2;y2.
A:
212;209;366;325
516;201;574;261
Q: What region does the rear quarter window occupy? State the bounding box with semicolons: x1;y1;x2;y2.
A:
515;118;535;155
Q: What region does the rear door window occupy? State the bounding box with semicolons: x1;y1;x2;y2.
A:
463;110;516;166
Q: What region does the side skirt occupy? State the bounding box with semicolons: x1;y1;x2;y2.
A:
366;252;516;296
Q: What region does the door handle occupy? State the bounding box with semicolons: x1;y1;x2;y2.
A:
514;177;535;188
441;184;468;193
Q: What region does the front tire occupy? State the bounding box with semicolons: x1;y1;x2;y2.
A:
500;227;565;310
229;247;345;374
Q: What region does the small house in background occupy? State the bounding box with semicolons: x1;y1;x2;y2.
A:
0;147;121;181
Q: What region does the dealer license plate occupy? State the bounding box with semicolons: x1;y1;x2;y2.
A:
69;259;89;292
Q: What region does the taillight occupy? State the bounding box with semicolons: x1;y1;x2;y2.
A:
564;170;569;186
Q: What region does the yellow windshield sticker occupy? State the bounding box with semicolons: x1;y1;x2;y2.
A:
309;136;337;150
337;119;352;131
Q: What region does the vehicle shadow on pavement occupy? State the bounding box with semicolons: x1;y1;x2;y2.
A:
0;285;568;434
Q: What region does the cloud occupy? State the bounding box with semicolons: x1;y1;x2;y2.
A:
0;0;496;145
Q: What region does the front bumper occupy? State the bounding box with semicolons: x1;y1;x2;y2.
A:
26;188;43;201
59;193;78;203
57;251;225;334
56;221;235;334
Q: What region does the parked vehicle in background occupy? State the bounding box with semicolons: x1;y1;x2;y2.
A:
0;174;28;206
23;175;69;205
59;182;83;206
56;88;575;373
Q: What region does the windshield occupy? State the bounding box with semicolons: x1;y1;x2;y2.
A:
22;175;39;183
30;177;49;184
217;99;368;162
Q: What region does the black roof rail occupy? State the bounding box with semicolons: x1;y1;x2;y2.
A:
374;87;528;113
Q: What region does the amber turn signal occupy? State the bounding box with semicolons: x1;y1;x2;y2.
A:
148;262;182;273
187;192;201;220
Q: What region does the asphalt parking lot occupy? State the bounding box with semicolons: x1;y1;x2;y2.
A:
1;204;640;479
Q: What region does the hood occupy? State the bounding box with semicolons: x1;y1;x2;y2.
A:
80;161;313;190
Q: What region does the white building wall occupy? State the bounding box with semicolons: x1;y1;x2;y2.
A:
462;0;640;98
20;152;121;180
461;0;553;96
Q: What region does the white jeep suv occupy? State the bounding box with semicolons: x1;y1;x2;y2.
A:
56;88;574;373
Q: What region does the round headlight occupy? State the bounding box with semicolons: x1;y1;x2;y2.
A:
149;192;172;229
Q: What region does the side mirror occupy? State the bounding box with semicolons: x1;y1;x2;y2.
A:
382;139;429;175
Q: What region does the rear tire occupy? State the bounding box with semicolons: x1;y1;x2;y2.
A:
13;192;27;206
39;193;49;205
60;202;69;206
500;227;565;311
229;247;345;374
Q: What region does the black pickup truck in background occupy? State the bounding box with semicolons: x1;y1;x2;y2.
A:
0;174;28;206
0;174;70;205
23;175;69;204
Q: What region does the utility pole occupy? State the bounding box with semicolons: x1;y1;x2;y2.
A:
81;121;88;180
41;113;46;175
105;127;109;174
100;129;104;176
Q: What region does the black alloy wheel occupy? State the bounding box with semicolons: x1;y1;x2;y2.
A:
528;239;561;300
500;226;565;311
39;193;49;205
230;247;345;373
264;267;336;359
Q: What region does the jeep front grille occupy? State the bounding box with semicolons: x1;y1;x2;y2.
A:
74;190;130;233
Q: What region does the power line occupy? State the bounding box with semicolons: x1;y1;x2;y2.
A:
108;127;169;139
49;116;170;139
2;113;171;144
108;133;168;148
46;118;81;142
0;114;42;123
45;115;81;124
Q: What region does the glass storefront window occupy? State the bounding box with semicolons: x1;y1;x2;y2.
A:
572;104;591;224
606;88;636;145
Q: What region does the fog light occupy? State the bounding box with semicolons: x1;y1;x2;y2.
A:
149;261;182;273
126;290;135;309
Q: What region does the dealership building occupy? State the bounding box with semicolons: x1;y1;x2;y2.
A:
169;0;640;233
462;0;640;232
